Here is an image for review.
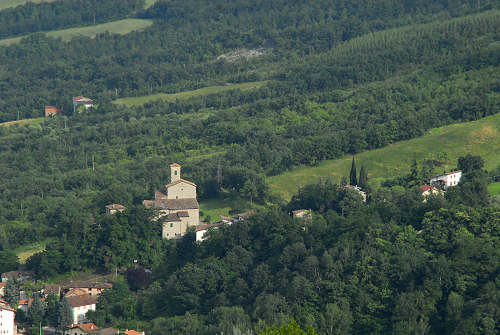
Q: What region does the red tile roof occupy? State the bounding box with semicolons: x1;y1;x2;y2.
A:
123;330;143;335
170;163;181;167
165;178;197;188
68;323;99;332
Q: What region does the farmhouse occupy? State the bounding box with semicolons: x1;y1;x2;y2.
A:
64;282;112;297
105;204;126;215
430;170;462;189
143;164;200;239
65;322;99;335
72;96;94;112
66;295;97;324
45;106;62;117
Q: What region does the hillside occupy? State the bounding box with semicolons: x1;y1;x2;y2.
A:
0;18;153;46
269;113;500;199
0;0;55;11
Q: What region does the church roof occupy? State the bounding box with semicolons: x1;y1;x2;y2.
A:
143;198;199;210
170;163;181;167
165;178;197;188
164;213;182;222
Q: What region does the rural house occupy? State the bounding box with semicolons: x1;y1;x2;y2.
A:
66;295;97;324
64;282;112;297
143;163;200;239
65;322;99;335
45;106;62;117
105;204;126;215
430;170;462;189
72;96;94;113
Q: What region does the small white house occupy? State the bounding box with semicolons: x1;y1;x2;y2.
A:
72;96;94;113
0;299;15;335
195;223;223;242
66;295;97;324
430;170;462;189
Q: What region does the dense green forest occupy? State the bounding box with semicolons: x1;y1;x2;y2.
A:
1;0;500;334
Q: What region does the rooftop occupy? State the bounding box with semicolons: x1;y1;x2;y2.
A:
64;282;113;289
170;163;181;167
65;295;97;308
165;178;197;188
68;323;99;332
105;204;126;210
143;198;199;210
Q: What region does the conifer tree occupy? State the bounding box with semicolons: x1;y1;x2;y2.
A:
57;298;73;333
349;157;357;186
359;166;368;189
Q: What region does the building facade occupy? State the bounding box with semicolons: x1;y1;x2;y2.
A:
143;163;200;239
430;170;462;189
0;299;15;335
66;295;97;324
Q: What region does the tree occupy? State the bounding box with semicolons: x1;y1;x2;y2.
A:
28;293;46;326
241;179;258;206
57;298;73;333
259;319;318;335
458;154;484;174
358;165;368;189
340;176;348;187
349;157;357;186
0;250;19;273
126;265;152;291
4;277;20;307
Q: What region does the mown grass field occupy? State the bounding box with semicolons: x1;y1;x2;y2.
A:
0;117;44;127
0;18;153;46
488;182;500;196
113;81;269;106
0;0;56;11
269;113;500;200
14;239;51;263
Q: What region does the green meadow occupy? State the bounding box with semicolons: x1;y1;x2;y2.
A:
0;117;44;127
0;18;153;46
113;81;269;106
0;0;56;11
269;113;500;200
488;182;500;196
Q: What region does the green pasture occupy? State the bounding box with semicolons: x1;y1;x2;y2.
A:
113;81;269;107
488;182;500;196
0;117;44;127
0;0;56;11
0;18;153;46
14;239;52;263
269;113;500;200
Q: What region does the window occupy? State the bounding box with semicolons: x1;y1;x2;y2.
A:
176;196;178;199
174;170;178;175
170;223;173;227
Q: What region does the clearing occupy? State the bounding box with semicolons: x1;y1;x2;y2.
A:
0;117;44;127
14;239;52;263
113;81;269;107
488;182;500;196
0;18;153;46
0;0;56;11
268;113;500;200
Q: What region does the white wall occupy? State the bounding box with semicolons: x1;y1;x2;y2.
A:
71;304;96;324
0;309;15;335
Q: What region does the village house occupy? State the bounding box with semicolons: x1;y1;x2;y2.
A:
292;209;313;224
72;96;94;113
220;211;254;224
66;295;97;324
1;270;34;283
123;330;145;335
430;170;462;189
143;164;200;239
0;283;4;297
63;282;112;297
195;222;223;242
43;284;61;297
17;299;31;313
65;322;99;335
105;204;126;215
0;299;15;335
45;106;62;117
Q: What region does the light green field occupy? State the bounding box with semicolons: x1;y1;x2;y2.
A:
113;81;269;106
0;117;44;127
0;0;56;11
144;0;157;9
14;239;51;263
0;19;153;46
488;182;500;196
199;197;262;223
269;113;500;200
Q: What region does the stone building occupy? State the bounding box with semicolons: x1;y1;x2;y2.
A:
143;163;200;239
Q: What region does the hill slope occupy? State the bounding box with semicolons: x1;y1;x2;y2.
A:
269;113;500;199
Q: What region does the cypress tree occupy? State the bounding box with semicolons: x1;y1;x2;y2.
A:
359;165;368;189
57;298;73;333
349;157;357;186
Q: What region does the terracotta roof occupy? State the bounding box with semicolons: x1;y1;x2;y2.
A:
44;284;60;295
143;198;199;210
0;283;4;288
0;300;15;312
170;163;181;167
105;204;126;210
155;190;167;199
73;96;93;102
123;330;143;335
65;288;89;297
165;178;197;188
420;185;432;192
93;328;118;335
66;295;97;308
68;323;99;332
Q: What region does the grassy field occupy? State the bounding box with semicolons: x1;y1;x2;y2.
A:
113;81;269;107
269;113;500;200
14;239;52;263
0;18;153;46
0;117;44;127
488;182;500;196
199;196;262;222
144;0;157;9
0;0;56;11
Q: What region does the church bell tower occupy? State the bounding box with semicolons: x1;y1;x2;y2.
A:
170;163;181;183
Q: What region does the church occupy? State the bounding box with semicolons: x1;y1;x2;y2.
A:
143;163;200;239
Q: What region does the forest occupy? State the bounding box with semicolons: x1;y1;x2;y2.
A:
0;0;500;334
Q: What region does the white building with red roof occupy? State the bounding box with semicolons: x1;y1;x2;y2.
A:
72;96;94;112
